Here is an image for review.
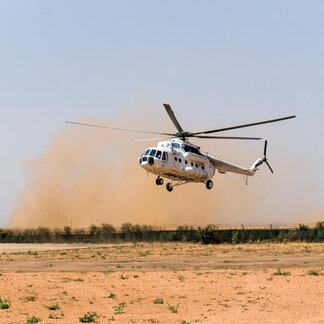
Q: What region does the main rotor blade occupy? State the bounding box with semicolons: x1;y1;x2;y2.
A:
66;121;174;136
194;135;262;140
133;137;171;142
193;115;296;135
163;103;184;133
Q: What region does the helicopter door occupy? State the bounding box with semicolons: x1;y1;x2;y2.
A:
172;154;179;172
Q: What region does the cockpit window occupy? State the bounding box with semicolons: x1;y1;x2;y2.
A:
156;150;162;159
145;149;150;155
162;151;168;161
149;149;156;157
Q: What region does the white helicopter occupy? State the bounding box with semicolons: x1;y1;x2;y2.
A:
67;104;295;192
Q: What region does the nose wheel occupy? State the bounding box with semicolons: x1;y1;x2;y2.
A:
155;177;164;186
206;180;213;190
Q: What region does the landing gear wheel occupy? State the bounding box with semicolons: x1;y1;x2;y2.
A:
156;177;164;186
166;182;173;192
206;180;213;190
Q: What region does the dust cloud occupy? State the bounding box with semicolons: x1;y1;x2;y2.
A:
9;108;228;228
10;107;317;229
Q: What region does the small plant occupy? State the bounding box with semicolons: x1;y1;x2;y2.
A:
153;297;164;304
108;292;116;299
79;312;98;323
273;268;291;276
46;303;60;310
177;275;185;282
26;316;41;324
181;321;190;324
167;302;179;313
231;230;239;244
308;269;322;276
120;274;129;280
113;302;126;315
0;297;10;309
25;295;37;302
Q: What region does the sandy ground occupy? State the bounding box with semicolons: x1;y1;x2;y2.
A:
0;242;323;323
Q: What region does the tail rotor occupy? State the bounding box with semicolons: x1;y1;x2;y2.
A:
254;140;274;174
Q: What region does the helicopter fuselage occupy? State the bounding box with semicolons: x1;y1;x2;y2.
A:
139;139;215;183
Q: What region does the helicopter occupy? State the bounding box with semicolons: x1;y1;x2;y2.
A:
67;104;295;192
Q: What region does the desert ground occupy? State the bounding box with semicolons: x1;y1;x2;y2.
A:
0;242;323;323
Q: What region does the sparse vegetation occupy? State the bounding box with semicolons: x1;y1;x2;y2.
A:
46;303;60;310
26;316;41;324
108;292;116;299
315;221;324;230
79;312;98;323
0;297;10;309
153;298;164;304
100;223;116;233
63;226;72;236
113;302;126;315
25;295;37;302
299;224;309;231
120;274;129;280
308;269;322;276
273;268;291;276
0;223;323;244
167;302;179;313
231;230;239;244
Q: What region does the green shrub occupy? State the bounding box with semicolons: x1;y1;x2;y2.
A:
26;316;41;324
46;303;60;310
153;298;164;304
100;223;116;233
79;312;98;323
231;230;239;244
273;268;291;276
315;221;324;230
63;226;72;236
0;297;10;309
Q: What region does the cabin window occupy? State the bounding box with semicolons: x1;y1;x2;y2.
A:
183;144;203;155
150;149;156;157
202;165;205;170
195;163;198;168
156;150;162;159
175;157;178;161
185;160;188;165
191;162;194;167
162;152;168;161
179;158;182;163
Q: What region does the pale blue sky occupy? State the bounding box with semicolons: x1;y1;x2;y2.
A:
1;1;324;226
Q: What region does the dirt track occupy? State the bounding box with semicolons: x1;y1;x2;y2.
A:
0;242;323;323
